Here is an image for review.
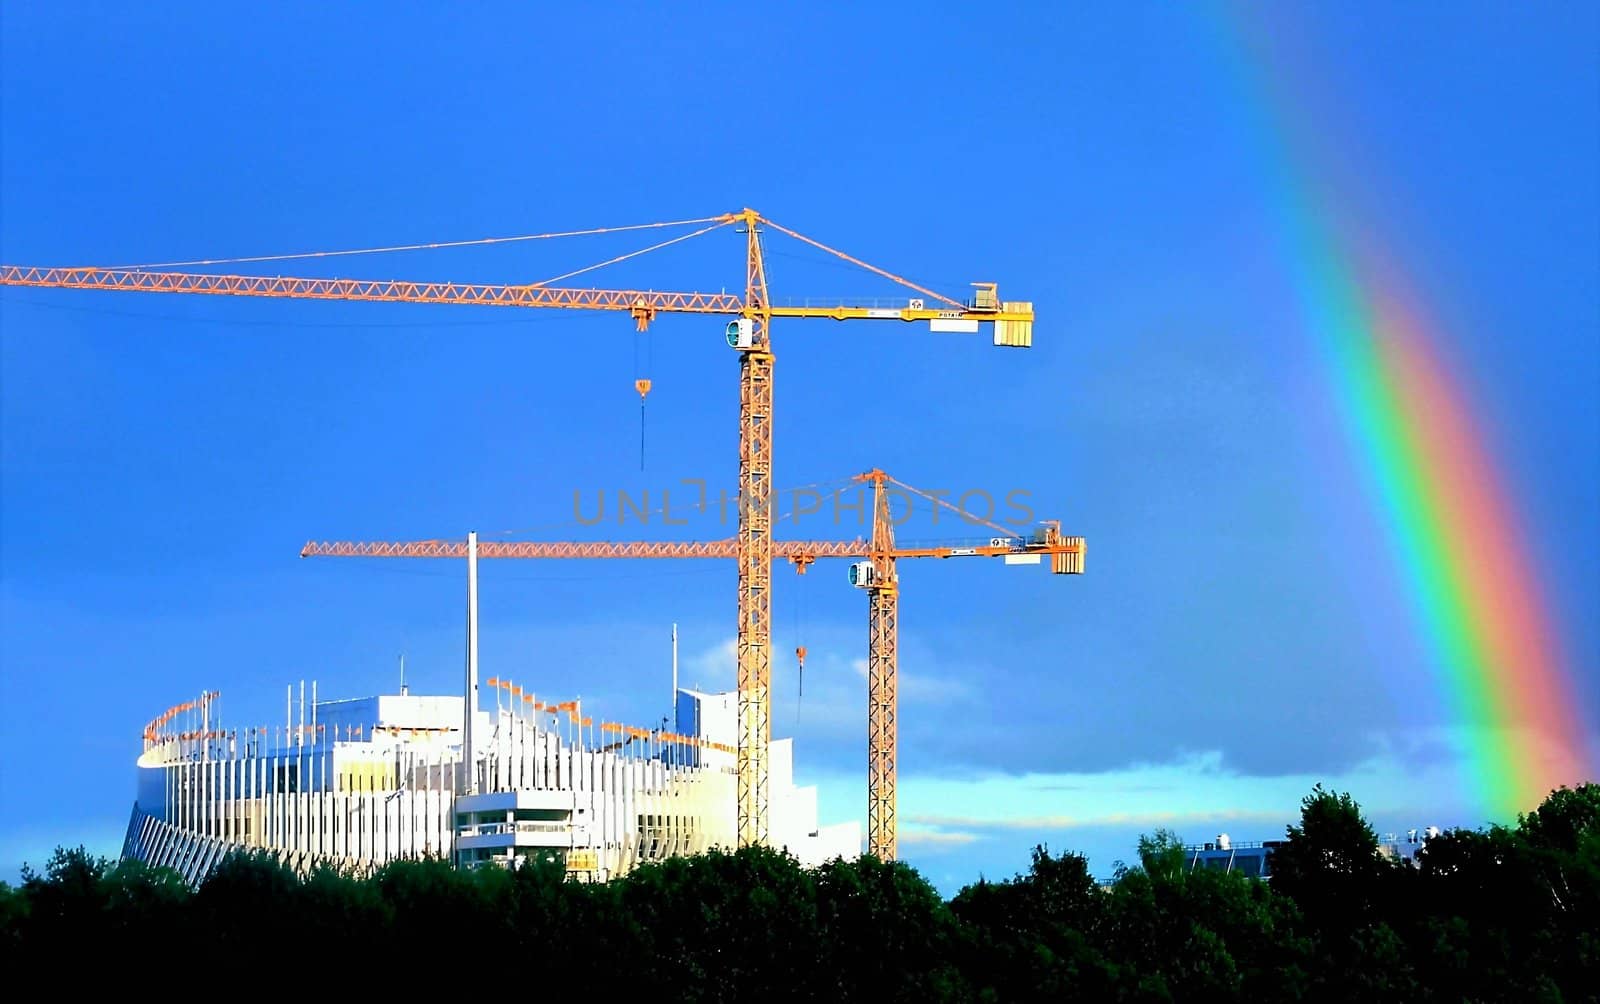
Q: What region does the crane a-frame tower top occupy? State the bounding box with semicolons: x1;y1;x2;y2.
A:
0;208;1037;848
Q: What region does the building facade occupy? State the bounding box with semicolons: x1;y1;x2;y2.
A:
122;685;859;886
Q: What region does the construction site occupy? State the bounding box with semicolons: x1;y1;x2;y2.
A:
1;210;1086;882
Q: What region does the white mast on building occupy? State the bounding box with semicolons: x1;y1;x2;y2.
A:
465;530;480;793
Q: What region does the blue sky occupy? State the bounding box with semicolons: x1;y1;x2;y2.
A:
1;2;1595;891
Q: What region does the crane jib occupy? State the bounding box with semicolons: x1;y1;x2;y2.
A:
0;265;1033;338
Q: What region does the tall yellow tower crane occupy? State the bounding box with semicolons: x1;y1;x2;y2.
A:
299;470;1085;859
1;210;1036;847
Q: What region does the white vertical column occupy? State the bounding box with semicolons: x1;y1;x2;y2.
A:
406;748;419;856
199;698;209;840
442;746;450;858
222;739;230;844
465;530;480;794
225;735;233;844
246;737;254;848
334;764;343;862
279;747;288;854
207;755;215;840
274;745;283;851
335;749;343;861
238;738;248;844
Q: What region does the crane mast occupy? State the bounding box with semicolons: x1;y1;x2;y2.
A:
865;471;900;859
737;210;775;846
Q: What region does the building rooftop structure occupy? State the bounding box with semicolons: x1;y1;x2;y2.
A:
122;680;859;886
1176;828;1437;879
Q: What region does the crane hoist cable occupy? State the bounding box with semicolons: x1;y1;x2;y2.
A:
531;221;731;287
635;377;650;470
758;216;966;310
519;220;734;472
634;324;652;470
794;568;810;721
789;570;802;717
889;475;1022;540
109;215;733;270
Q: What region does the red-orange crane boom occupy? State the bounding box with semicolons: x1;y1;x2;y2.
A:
3;210;1037;848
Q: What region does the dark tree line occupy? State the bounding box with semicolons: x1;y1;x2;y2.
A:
3;783;1595;1000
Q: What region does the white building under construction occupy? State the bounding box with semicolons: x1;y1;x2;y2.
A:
123;530;859;885
123;683;859;885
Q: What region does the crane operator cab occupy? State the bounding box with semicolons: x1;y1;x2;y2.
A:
847;561;876;588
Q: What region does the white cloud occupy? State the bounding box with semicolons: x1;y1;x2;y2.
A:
681;636;736;690
674;637;974;736
909;808;1285;833
805;739;1474;847
847;656;969;703
901;672;973;703
898;826;981;849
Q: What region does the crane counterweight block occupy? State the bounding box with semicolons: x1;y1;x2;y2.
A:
1053;538;1086;574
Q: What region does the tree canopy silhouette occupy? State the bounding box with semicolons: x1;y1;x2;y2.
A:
3;783;1594;1000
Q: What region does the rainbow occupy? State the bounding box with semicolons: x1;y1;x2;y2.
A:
1217;6;1593;818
